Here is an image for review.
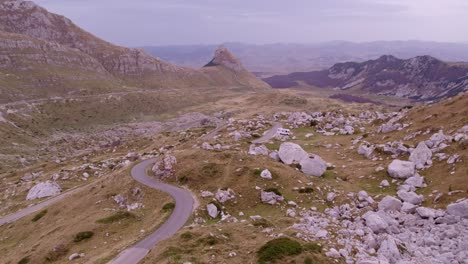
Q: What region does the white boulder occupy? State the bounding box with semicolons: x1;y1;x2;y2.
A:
378;196;402;212
397;190;424;205
26;181;61;200
278;142;309;165
447;199;468;218
300;155;327;177
207;203;219;218
260;169;272;180
409;141;432;169
261;190;284;205
387;160;415;179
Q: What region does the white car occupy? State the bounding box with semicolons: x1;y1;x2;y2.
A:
277;128;291;136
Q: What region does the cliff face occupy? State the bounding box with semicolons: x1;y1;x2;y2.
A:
264;55;468;101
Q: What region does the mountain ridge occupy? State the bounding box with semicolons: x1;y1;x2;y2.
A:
263;55;468;101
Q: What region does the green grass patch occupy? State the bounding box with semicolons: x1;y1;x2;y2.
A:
96;211;135;224
31;209;48;222
257;237;303;263
73;231;94;242
180;232;193;240
197;235;219;246
162;202;175;212
303;242;322;253
201;163;222;177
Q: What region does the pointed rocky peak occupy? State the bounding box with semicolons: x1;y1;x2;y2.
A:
204;45;244;72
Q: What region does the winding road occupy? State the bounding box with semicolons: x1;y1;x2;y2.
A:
252;122;282;144
108;158;194;264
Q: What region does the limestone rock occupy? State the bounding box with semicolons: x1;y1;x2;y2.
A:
26;181;61;200
248;144;269;156
260;169;272;180
447;199;468;218
397;190;424;205
207;203;219;218
278;142;309;165
387;160;415;179
300;155;327;177
378;196;402;212
261;191;284;205
409;141;432;169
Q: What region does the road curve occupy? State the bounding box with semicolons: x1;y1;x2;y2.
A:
109;158;194;264
252;122;282;144
0;187;82;226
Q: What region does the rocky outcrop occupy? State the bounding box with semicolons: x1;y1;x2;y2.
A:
409;141;432;169
300;155;327;177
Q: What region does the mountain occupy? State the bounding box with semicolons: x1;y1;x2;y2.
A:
263;55;468;101
142;41;468;74
0;0;268;102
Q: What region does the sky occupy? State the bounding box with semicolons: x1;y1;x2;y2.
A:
35;0;468;46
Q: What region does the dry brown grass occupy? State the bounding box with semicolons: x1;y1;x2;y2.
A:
0;166;172;264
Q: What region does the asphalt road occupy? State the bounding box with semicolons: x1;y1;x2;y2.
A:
252;122;282;144
0;187;82;226
108;158;194;264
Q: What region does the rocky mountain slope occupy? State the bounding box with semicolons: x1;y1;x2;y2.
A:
264;55;468;101
0;0;269;101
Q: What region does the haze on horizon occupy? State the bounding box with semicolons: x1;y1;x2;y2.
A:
35;0;468;46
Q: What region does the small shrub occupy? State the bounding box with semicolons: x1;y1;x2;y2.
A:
362;133;369;138
45;244;68;262
198;235;219;246
17;256;30;264
253;169;262;176
162;202;175;212
310;120;318;127
257;237;302;263
201;163;221;177
180;232;193;240
304;256;313;264
96;211;135;224
32;209;48;222
253;218;273;228
298;187;314;194
303;242;322;253
73;231;94;242
264;187;282;196
179;176;188;184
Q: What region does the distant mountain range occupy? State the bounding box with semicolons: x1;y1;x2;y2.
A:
142;41;468;75
263;55;468;101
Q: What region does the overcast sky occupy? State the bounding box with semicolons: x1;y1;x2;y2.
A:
35;0;468;46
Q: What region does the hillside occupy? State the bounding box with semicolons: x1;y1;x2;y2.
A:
264;55;468;101
0;0;269;101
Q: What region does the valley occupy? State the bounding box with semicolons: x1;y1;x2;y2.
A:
0;1;467;264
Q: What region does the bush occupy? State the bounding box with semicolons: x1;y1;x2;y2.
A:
310;120;318;127
162;202;175;212
252;218;273;228
73;231;94;242
179;176;188;184
257;237;302;263
201;163;221;177
32;209;48;222
298;187;314;194
303;242;322;253
264;187;282;196
45;244;68;262
180;232;193;240
17;256;30;264
96;211;135;224
197;235;219;246
253;169;262;176
304;257;313;264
